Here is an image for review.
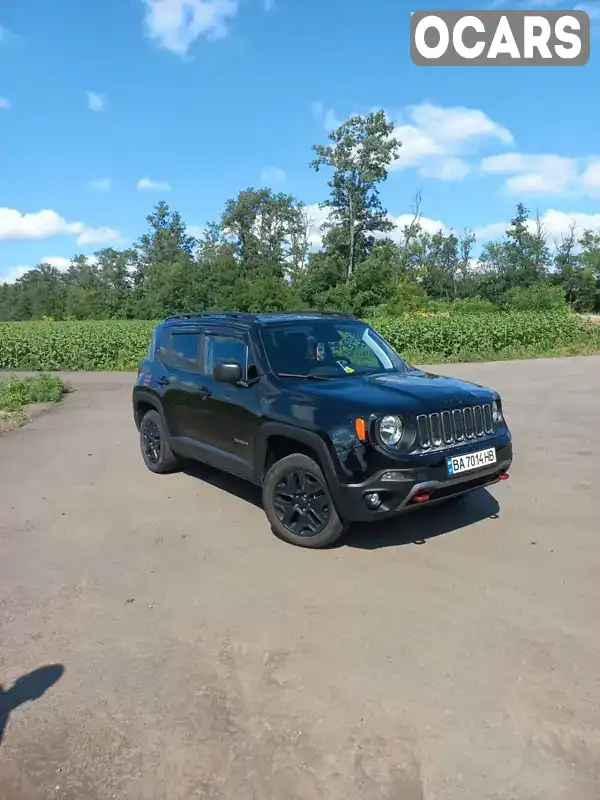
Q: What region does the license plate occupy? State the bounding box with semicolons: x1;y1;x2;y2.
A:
446;447;496;477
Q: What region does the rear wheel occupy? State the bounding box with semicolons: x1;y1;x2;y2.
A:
139;409;179;474
262;453;347;549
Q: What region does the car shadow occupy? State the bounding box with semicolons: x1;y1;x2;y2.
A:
181;460;263;508
345;489;500;550
0;664;65;747
180;459;500;550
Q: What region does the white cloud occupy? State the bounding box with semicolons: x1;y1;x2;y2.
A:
582;160;600;191
0;258;70;284
260;166;286;184
86;91;105;112
76;226;120;246
0;208;82;240
0;98;10;110
0;207;120;246
0;255;103;284
143;0;239;55
537;209;600;240
390;103;513;178
312;102;344;132
419;156;470;181
87;177;112;192
481;152;600;198
473;222;508;241
302;203;448;248
388;213;448;240
301;202;600;252
302;203;330;247
323;109;342;132
0;265;31;284
40;256;72;270
314;102;512;182
474;209;600;244
137;177;172;192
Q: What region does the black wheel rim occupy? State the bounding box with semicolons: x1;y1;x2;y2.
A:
142;419;161;466
273;469;332;537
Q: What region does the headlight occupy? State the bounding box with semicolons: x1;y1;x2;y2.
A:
378;414;404;446
492;398;502;423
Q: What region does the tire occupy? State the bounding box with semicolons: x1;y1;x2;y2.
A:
262;453;347;549
139;409;179;474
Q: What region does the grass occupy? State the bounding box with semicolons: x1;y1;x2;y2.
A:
0;312;599;371
0;373;67;432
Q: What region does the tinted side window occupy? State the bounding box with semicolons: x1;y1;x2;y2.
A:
205;335;248;377
166;332;202;372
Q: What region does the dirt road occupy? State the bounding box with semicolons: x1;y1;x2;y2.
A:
1;358;599;799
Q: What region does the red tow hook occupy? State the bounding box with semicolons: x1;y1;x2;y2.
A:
412;492;430;503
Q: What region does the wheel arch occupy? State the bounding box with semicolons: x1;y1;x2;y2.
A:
256;422;341;490
133;389;161;431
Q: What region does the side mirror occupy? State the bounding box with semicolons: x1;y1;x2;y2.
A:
213;361;243;384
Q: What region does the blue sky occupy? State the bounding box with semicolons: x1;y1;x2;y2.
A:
1;0;600;282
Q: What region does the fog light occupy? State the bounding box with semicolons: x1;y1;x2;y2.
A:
381;471;403;481
365;492;381;509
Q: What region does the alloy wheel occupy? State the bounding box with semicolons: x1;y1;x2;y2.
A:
273;469;332;537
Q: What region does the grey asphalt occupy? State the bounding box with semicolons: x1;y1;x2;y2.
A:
1;357;599;800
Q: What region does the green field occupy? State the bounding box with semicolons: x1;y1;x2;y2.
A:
1;312;599;372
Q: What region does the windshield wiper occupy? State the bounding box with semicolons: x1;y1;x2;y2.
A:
277;373;334;381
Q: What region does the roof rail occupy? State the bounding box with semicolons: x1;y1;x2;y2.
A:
267;310;357;319
164;310;357;322
164;311;257;322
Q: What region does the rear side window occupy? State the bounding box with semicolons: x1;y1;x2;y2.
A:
165;332;203;372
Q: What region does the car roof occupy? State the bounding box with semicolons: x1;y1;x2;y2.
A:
160;311;358;329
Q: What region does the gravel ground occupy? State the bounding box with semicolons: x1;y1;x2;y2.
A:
1;357;599;800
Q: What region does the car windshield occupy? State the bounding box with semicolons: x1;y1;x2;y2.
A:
260;319;407;379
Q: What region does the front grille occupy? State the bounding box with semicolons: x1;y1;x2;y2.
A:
416;404;494;450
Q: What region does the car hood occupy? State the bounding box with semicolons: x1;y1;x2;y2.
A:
293;368;495;414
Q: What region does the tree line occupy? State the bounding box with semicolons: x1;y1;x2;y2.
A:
2;110;599;321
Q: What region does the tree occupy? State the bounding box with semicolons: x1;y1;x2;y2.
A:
504;204;551;288
421;230;461;301
133;202;199;317
2;114;598;320
95;248;136;318
577;229;600;312
221;188;310;280
310;110;402;281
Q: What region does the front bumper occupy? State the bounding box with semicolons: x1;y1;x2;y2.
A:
332;441;513;523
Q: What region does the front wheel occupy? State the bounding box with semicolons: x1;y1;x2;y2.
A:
262;453;347;549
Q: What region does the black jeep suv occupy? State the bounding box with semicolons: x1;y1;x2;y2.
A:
133;311;512;548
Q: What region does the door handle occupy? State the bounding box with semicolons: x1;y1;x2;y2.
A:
158;376;170;387
196;386;211;399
